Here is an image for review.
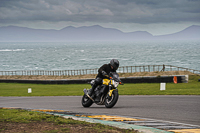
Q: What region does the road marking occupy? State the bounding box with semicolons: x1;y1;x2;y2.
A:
74;114;200;133
1;107;199;133
30;109;68;112
76;115;144;121
168;129;200;133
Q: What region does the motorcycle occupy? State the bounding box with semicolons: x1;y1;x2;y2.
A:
82;72;123;108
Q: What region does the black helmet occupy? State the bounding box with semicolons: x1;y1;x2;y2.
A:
110;59;119;70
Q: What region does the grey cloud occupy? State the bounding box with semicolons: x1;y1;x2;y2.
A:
0;0;200;25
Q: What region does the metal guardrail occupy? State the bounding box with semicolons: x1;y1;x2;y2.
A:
0;65;200;76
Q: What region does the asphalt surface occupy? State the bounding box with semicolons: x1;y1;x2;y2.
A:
0;95;199;126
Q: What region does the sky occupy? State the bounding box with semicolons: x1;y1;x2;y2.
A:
0;0;200;35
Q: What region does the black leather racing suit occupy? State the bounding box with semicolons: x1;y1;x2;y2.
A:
90;63;116;95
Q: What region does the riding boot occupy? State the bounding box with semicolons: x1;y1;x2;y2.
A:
87;88;93;96
87;77;102;98
88;84;97;96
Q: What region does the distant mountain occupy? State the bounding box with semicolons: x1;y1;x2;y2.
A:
156;25;200;40
0;26;58;42
0;25;199;42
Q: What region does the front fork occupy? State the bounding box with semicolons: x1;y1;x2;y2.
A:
107;81;115;100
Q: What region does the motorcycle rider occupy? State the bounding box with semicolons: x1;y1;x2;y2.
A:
86;59;119;102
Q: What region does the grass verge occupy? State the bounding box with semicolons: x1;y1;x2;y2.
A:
0;108;137;133
0;75;199;96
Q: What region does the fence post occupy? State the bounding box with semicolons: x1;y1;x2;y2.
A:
1;65;199;76
131;66;132;73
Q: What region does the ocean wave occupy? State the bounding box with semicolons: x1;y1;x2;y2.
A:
0;49;26;52
0;41;199;71
80;59;86;61
75;50;84;52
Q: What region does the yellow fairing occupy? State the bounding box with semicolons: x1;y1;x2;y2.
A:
103;79;111;85
109;89;114;96
102;79;115;96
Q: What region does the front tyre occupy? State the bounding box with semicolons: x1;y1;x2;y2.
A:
105;90;118;108
82;94;93;107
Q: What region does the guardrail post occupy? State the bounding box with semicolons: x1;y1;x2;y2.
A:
0;65;199;76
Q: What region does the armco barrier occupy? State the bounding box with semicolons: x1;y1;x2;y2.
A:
0;75;187;84
121;75;186;83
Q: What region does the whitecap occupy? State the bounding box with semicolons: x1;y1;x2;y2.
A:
62;58;69;61
75;50;84;52
2;65;10;67
14;49;26;51
121;58;129;61
0;49;12;52
0;49;26;52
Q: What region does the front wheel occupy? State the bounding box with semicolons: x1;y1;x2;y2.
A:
82;94;93;107
105;90;118;108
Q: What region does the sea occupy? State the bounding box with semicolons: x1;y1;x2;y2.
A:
0;41;200;71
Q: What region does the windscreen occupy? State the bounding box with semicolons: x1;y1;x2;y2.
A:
111;72;121;82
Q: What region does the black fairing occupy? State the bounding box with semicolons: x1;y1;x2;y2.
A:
109;72;121;82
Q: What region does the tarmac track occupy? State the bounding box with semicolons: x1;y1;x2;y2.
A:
0;95;199;126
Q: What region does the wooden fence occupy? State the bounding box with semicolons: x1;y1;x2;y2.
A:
0;65;200;76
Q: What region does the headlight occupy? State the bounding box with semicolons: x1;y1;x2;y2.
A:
112;80;119;88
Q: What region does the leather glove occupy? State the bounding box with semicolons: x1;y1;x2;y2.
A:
102;71;107;76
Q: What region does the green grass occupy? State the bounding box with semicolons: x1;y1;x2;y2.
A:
0;108;137;133
0;83;91;96
0;108;61;123
0;75;199;96
119;82;200;95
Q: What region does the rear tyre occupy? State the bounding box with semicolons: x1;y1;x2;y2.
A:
105;90;118;108
82;94;93;107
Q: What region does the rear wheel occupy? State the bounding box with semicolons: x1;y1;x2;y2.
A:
82;94;93;107
105;90;118;108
